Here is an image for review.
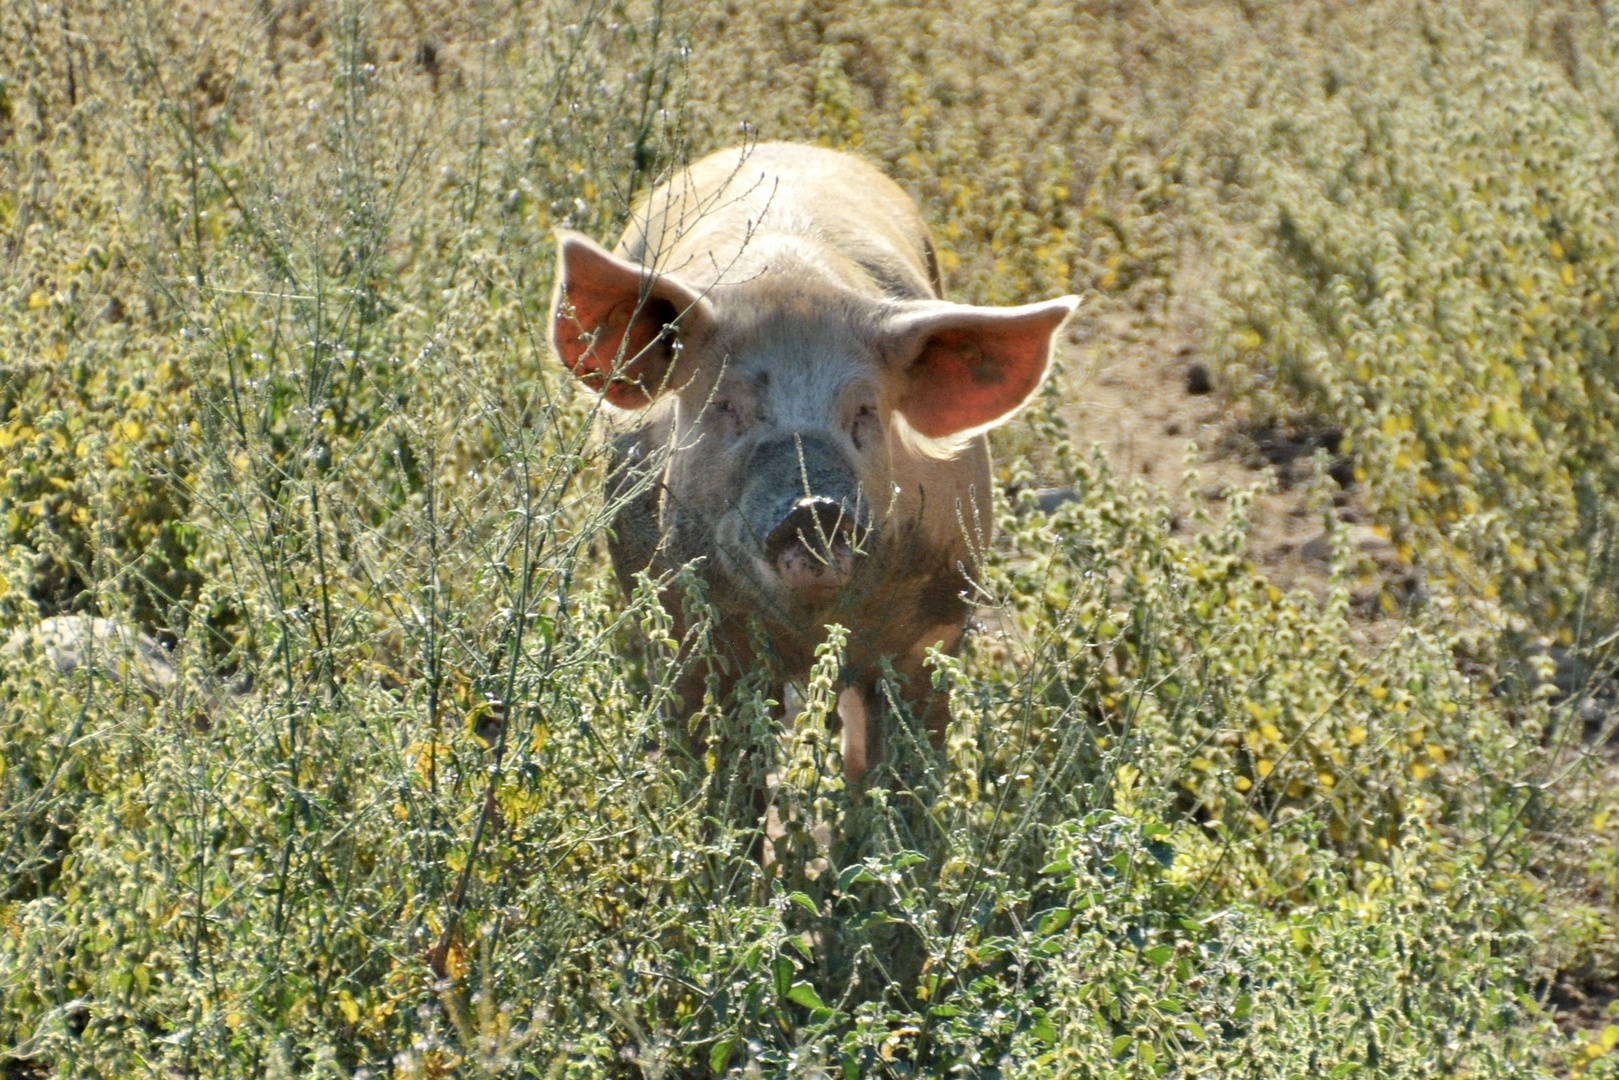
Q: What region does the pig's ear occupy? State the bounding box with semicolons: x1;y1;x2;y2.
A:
550;230;712;409
885;296;1080;439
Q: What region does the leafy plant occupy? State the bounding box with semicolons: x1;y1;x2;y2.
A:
3;1;1617;1078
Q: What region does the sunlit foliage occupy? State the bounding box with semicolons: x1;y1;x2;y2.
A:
3;1;1618;1077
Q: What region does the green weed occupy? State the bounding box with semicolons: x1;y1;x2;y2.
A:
2;2;1617;1077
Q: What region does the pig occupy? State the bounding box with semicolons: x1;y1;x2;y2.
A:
550;142;1078;784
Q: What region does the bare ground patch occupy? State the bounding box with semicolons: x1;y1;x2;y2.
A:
1055;304;1416;637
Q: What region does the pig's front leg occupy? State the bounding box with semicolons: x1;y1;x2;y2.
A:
837;686;870;786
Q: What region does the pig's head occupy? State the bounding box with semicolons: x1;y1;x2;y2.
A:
550;231;1077;620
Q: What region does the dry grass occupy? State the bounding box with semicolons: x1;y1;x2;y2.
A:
2;1;1618;1076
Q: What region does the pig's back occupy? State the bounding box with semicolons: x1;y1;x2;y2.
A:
616;143;942;301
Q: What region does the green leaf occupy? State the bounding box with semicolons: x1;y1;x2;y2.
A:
1111;1034;1134;1057
837;864;878;890
710;1038;735;1074
1144;944;1174;965
787;981;827;1011
773;956;794;1000
1036;907;1072;936
788;891;818;916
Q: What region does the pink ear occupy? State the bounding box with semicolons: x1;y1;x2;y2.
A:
887;296;1080;439
550;231;710;409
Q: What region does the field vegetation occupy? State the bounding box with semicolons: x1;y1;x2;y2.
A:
2;1;1618;1076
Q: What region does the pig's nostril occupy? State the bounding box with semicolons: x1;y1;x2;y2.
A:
764;497;860;561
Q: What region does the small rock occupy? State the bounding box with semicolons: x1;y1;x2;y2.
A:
1184;363;1212;395
1300;525;1394;564
415;39;440;75
1578;700;1615;742
3;616;176;692
1349;586;1381;611
1032;486;1077;514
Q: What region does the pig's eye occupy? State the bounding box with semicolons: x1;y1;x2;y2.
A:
709;397;742;429
849;404;879;451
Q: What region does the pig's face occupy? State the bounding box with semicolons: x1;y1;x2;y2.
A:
659;288;894;617
550;231;1076;621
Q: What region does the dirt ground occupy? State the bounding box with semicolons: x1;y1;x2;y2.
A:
1061;309;1619;1051
1055;301;1415;631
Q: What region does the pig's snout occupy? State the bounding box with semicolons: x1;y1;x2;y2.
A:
765;497;862;601
739;433;869;603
